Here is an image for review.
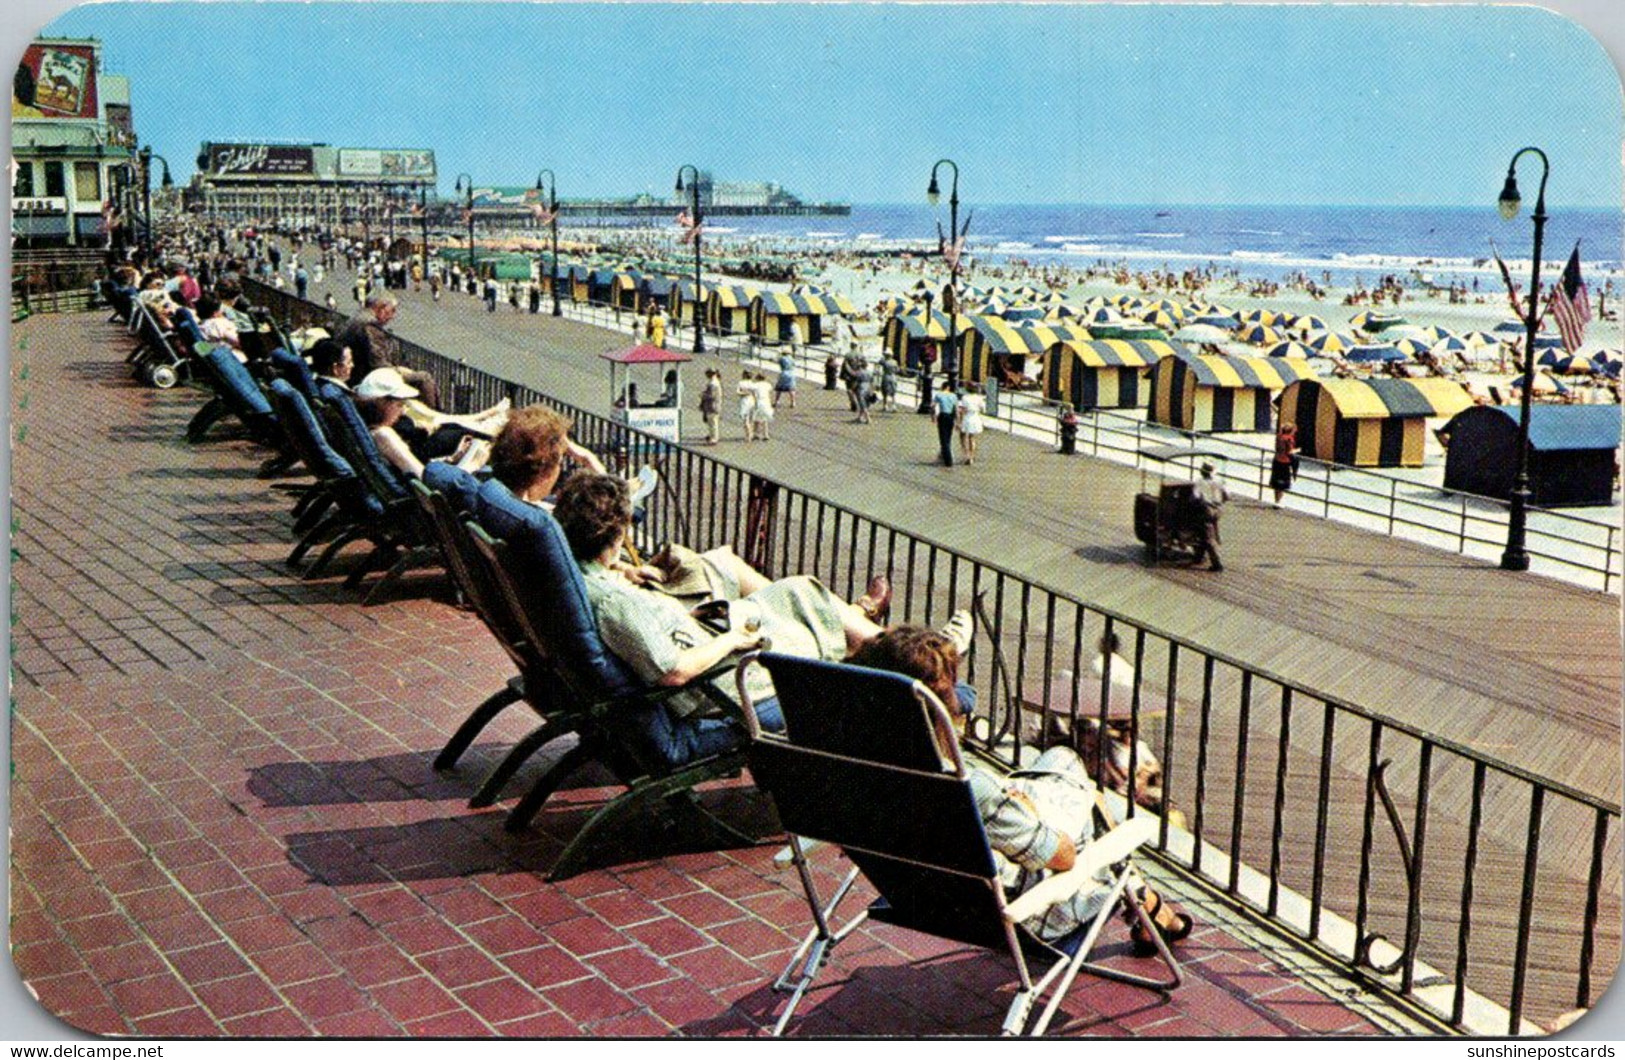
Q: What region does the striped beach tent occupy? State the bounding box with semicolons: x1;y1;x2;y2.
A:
586;266;621;306
1148;351;1316;432
636;275;676;314
611;268;644;312
749;291;856;345
668;279;715;327
960;316;1042;385
1043;338;1180;410
555;263;591;303
882;308;974;371
1278;378;1473;467
705;284;760;335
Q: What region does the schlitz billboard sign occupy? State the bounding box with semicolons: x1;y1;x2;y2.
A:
205;143;315;177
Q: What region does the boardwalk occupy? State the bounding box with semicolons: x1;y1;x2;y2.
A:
8;310;1417;1037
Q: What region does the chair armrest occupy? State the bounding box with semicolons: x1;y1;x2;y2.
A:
587;652;749;719
1002;815;1156;924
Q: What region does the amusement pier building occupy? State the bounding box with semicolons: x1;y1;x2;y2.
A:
185;142;436;228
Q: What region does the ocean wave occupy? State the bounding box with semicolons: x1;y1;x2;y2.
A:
804;230;845;238
1133;232;1185;239
1042;235;1106;243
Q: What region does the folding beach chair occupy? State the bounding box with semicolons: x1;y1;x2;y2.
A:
468;477;758;878
266;379;388;570
737;652;1181;1037
186;345;281;446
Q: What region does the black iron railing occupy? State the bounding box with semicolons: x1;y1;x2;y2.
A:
244;278;1620;1035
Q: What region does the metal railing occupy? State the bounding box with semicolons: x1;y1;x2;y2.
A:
244;278;1620;1034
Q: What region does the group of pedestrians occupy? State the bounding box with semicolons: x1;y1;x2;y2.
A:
930;384;987;467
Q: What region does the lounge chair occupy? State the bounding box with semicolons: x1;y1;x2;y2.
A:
736;652;1181;1037
469;476;759;878
186;345;280;447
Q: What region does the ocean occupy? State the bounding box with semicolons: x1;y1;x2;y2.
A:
693;203;1624;290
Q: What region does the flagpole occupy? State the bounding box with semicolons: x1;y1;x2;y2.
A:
1496;145;1549;573
676;165;705;354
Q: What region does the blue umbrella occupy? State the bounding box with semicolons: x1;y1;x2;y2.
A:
1345;343;1407;363
1193;313;1238;329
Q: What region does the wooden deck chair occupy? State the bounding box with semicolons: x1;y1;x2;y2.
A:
186;345;281;446
469;476;758;878
737;652;1181;1037
266;379;386;570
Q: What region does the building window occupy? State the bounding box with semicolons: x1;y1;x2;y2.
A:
75;163;101;203
13;162;34;198
43;161;65;198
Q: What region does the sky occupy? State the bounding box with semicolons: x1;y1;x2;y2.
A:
26;2;1625;207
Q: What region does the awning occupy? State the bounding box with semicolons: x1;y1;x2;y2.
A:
969;315;1039;355
710;285;760;309
1049;337;1180;368
1307;378;1474;419
601;343;694;365
1177;352;1316;389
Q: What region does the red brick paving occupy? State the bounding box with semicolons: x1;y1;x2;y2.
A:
8;311;1393;1036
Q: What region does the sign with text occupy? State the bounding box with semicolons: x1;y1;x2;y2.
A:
13;43;98;121
338;149;436;180
205;143;315;177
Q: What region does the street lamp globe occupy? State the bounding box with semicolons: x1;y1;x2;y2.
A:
925;175;940;205
1498;172;1522;221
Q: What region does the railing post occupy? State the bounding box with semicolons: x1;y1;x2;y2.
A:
1388;478;1398;534
1460;494;1470;554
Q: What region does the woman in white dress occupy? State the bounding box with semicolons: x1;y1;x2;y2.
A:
737;372;759;440
956;387;986;465
751;372;775;441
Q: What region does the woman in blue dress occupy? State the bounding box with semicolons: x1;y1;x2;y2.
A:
774;352;797;409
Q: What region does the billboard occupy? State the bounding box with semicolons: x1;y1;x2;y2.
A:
13;42;99;121
338;148;436;180
204;143;315;177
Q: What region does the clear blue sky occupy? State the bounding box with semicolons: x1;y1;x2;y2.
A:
37;2;1625;207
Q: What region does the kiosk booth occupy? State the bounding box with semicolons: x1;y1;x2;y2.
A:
602;344;693;445
1440;404;1621;507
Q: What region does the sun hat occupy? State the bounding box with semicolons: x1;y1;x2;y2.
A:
355;367;420;400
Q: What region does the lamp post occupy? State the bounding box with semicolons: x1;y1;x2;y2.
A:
1496;146;1550;572
536;169;563;317
419;185;430;287
454;173;475;276
138;145;171;263
675;165;706;354
927;159;961;395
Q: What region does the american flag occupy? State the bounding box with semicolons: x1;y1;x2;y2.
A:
675;210;703;244
529;203;556;225
1548;242;1591;353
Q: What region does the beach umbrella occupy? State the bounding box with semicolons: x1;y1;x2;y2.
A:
1143;298;1185;319
1429;335;1471;357
1589;350;1622;377
1241;308;1276;326
1392;337;1435;358
1510;371;1565;395
979;297;1011;316
1264;341;1314;359
1237;323;1283;346
1385;324;1431;341
1195;301;1236;318
1294;315;1328;334
1173;323;1232;345
1460;330;1500;348
1350;310;1408;333
1016;285;1043;301
1416;325;1453;343
1345;343;1408;363
875;295;911;316
1043;304;1082;321
1306;330;1353;354
1491;319;1531;338
1084;295;1112;311
1140;308;1181;331
1087;306;1125;325
1274;311;1300;331
1193;312;1239;329
1040;291;1070;306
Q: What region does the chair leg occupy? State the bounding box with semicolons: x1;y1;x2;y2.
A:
292;491;336;535
494;730;592;817
542;778;658;879
666;790;758;849
304;527;368;580
185;398;228;443
343;543;398;590
362;545;439;606
287;512;348;568
434;679;524;771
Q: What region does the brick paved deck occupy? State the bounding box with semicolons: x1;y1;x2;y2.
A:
9;311;1417;1037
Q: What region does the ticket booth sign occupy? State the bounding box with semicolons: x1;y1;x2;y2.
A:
620;406;680;444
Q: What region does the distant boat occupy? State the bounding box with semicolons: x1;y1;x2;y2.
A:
1155;211;1171;217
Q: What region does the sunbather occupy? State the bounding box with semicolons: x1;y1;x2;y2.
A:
847;625;1193;952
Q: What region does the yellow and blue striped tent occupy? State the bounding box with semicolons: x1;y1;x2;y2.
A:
1043;338;1181;410
882;309;975;371
704;284;760;335
636;275;677;314
749;291;856;344
960;315;1040;384
668;279;715;326
1278;378;1474;467
612;269;644;312
586;266;621;305
1149;352;1317;432
557;264;591;303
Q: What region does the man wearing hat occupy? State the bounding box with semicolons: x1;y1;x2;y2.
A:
1191;461;1229;572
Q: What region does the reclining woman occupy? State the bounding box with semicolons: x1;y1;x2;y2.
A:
847;625;1193;953
551;471;896;768
352;367;507;479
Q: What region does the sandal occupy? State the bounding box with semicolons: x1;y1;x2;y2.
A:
1128;890;1193;957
